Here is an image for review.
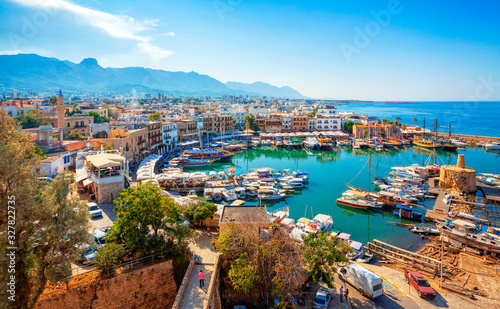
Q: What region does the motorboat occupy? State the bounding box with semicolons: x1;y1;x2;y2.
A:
234;187;246;199
451;139;467;147
336;191;383;209
168;157;214;168
244;186;258;197
303;137;320;150
182;148;234;161
213;188;222;203
311;214;334;233
408;225;440;235
393;205;423;220
203;188;214;201
356;252;374;263
485;142;500;150
222;188;238;202
258;188;286;201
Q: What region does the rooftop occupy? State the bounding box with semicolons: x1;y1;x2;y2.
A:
86;153;125;168
220;206;268;224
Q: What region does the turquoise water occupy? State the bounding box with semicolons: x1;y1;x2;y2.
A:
339;101;500;137
198;146;500;251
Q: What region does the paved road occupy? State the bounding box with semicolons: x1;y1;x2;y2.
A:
89;202;115;231
179;229;218;309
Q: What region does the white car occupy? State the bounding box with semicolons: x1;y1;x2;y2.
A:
90;229;107;249
88;202;102;218
78;244;97;265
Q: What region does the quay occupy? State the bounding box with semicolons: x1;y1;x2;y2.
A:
424;184;449;223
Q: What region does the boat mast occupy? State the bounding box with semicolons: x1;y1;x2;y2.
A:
368;154;371;193
448;122;451;139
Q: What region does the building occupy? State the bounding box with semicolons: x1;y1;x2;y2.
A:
316;104;337;118
39;151;71;177
291;115;309;131
147;122;162;152
202;115;235;135
50;114;94;137
281;116;292;131
175;119;198;143
90;128;149;163
353;124;402;139
219;206;269;234
0;100;37;117
86;152;125;203
313;117;342;131
162;121;178;150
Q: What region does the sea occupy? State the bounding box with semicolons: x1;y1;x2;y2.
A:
338;101;500;137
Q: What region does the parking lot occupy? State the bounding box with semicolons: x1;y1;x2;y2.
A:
88;202;116;230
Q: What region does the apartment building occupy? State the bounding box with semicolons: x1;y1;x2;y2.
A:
291;115;309;131
202;115;235;134
162;121;178;150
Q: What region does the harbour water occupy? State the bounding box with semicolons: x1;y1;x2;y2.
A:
197;146;500;251
340;101;500;137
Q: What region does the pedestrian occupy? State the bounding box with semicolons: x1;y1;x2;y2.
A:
345;288;349;300
198;270;205;288
339;286;343;303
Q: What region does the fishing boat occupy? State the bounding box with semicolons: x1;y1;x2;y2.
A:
451;139;467;147
212;188;223;203
336;191;383;209
203;188;214;201
168;157;214;168
408;225;440;235
234;187;246;199
245;186;258;197
303;137;320;150
182;148;234;161
292;170;309;183
412;138;458;151
393;205;423;220
258;188;286;201
356;252;374;263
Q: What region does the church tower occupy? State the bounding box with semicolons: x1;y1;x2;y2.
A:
56;89;65;129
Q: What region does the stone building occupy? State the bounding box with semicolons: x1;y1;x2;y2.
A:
291;115;310;131
439;154;476;193
202;115;235;134
86;152;125;203
174;119;198;143
219;206;268;235
90;128;149;163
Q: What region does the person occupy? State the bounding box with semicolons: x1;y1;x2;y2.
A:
339;286;344;303
198;270;205;288
345;288;349;300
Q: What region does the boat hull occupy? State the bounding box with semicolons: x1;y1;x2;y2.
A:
336;198;372;209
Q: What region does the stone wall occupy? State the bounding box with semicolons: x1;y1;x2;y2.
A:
96;181;124;203
439;165;476;193
35;260;177;309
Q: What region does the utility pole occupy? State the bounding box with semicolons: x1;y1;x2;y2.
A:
440;234;444;287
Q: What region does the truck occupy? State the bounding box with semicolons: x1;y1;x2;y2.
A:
338;263;383;299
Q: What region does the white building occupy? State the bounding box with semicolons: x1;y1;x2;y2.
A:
316;104;337;118
314;118;342;131
39;152;71;177
162;121;178;150
282;116;292;131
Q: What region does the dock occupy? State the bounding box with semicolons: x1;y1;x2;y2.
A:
477;182;500;203
425;187;449;222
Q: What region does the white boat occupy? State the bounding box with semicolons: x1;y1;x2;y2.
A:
234;187;246;199
485;142;500;150
222;188;237;202
336;191;383;209
356;252;374;263
451;139;467;147
311;214;333;233
258;188;286;201
303;137;320;149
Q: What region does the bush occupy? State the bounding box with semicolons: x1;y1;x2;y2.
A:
94;243;126;274
172;254;191;288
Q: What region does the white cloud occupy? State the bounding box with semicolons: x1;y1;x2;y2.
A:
161;31;176;37
7;0;174;64
0;50;22;55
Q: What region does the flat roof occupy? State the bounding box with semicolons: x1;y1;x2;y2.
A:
86;153;125;168
220;206;268;224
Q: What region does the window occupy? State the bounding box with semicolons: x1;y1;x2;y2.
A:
63;155;70;164
67;122;70;127
81;121;84;127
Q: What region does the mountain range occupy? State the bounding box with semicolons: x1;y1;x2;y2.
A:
0;54;305;99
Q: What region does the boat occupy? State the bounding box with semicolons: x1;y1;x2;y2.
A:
484;142;500;150
412;138;458;151
221;187;238;202
310;214;334;233
336;191;383;209
451;139;467;147
182;148;234;161
234;187;246;199
356;252;374;263
212;188;222;202
393;205;423;220
258;188;286;201
168;157;214;168
303;137;320;149
408;225;440;235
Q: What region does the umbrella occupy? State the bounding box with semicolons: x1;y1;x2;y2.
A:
172;173;190;179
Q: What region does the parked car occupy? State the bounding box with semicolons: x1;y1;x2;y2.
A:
78;244;97;265
88;202;102;218
338;264;383;299
312;287;332;309
404;270;436;299
36;177;53;184
89;229;107;249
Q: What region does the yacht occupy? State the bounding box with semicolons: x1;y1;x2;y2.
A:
303;137;320;150
234;187;246;200
258;188;286;201
221;188;238;202
485;142;500;150
336;191;383;209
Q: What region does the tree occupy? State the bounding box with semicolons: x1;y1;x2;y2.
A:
343;120;355;133
65;108;81;116
16;110;48;129
394;117;401;126
301;232;350;288
67;130;81;140
87;111;110;124
149;112;161;121
182;199;217;226
0;110;90;308
49;95;57;117
94;243;126;274
108;183;193;257
244;114;259;132
214;224;305;306
412;117;417;126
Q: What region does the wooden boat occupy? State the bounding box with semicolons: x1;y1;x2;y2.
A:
356;252;374;263
393;205;422;220
168;157;213;168
408;225;440;235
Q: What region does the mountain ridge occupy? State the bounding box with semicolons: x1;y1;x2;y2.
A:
0;54;305;99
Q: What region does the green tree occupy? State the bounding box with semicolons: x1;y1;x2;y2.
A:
94;243;126;274
394;117;401;126
108;183;193;257
49;95;57;117
67;130;81;140
244;114;260;131
182;199;217;226
65;108;81;116
149;112;162;121
87;111;110;123
412;117;417;126
301;232;350;288
0;111;90;308
343;120;355;133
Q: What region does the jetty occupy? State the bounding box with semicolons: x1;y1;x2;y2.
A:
424;186;449;222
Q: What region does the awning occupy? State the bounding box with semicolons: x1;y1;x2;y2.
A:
82;179;93;186
75;167;89;182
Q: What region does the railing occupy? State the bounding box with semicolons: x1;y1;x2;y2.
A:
106;253;165;275
204;254;221;309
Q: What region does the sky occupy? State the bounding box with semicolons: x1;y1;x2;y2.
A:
1;0;500;101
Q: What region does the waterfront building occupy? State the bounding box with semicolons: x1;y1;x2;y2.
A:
353;124;402;139
162;121;178;150
85;152;125;203
291;115;310;131
174;118;198;143
90;127;149;163
147;121;162;153
202;115;235;134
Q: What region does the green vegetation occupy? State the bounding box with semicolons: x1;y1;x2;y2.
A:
0;110;90;309
148;112;162;121
306;108;318;118
343;120;355;133
87;111;110;123
107;184;194;257
65;108;81;116
16;111;48;129
412;117;417;126
244;114;260;131
182;198;217;226
94;243;126;275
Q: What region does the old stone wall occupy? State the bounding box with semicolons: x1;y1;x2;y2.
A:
439;165;476;193
96;181;124;203
35;260;177;309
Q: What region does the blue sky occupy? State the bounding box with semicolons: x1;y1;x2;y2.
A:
1;0;499;100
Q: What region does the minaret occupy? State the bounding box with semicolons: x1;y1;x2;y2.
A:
56;89;65;129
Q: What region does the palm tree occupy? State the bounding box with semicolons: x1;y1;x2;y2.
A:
412;117;417;126
394;117;401;126
49;95;57;117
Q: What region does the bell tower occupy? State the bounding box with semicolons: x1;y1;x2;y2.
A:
56;89;65;129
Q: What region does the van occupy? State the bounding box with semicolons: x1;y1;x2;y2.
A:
338;263;383;299
89;229;107;249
